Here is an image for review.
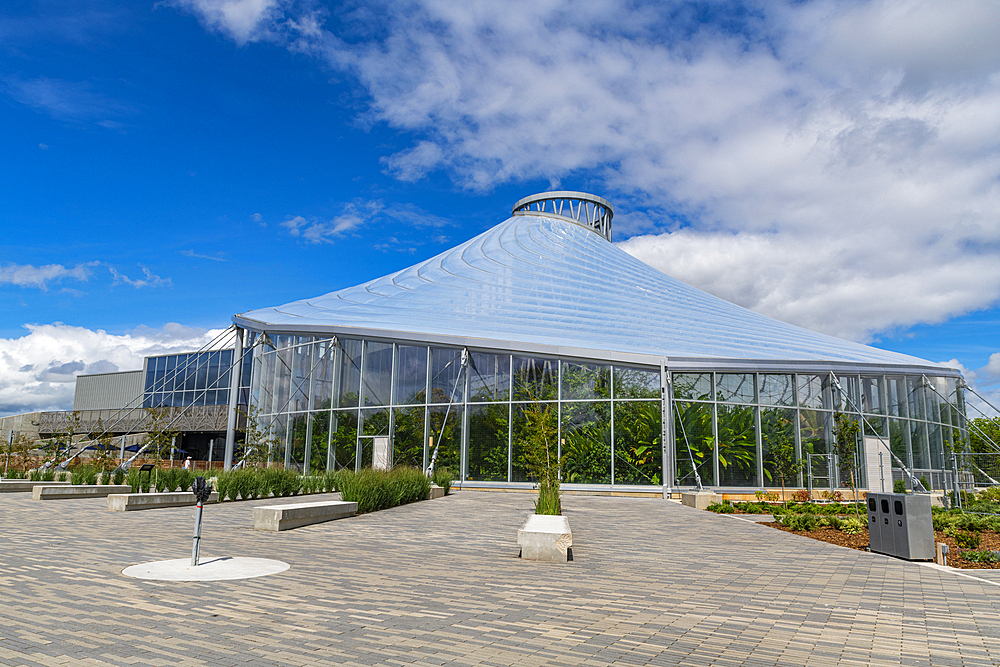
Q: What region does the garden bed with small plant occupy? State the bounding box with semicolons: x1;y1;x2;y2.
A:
710;490;1000;569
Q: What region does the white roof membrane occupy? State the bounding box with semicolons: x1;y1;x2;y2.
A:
235;214;937;368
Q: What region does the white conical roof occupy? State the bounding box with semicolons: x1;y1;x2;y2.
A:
236;210;935;368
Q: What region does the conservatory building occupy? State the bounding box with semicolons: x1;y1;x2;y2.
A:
232;192;966;495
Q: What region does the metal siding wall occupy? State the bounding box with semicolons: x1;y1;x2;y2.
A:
73;371;144;411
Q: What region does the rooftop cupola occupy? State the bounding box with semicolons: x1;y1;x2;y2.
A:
512;191;614;242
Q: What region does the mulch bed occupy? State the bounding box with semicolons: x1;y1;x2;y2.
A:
762;521;1000;569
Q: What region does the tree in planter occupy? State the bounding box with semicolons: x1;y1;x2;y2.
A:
43;411;85;469
518;400;562;515
236;404;280;468
833;412;862;519
768;430;804;508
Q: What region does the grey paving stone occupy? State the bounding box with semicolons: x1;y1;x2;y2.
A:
0;492;998;666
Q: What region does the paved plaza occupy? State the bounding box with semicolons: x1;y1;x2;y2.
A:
1;490;999;667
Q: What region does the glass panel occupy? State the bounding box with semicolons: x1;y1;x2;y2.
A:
717;404;757;486
392;406;425;469
362;342;393;407
394;345;428;405
512;357;558;401
289;344;310;413
910;420;930;469
672;373;712;401
861;375;884;415
928;422;945;470
887;376;907;417
673;401;715;486
561;402;611;484
429;348;464;404
337;339;363;409
468;352;510;403
427;405;462;475
288;413;307;472
561;362;611;400
716;373;755;404
864;416;886;437
800;409;832;488
511;402;558;483
888;418;909;469
613;401;662;485
309;412;330;473
331;409;358;471
907;377;926;420
761;407;796;488
361;408;389;437
613;367;659;399
797;374;829;410
467;403;509;481
312;341;334;413
836;375;860;413
759;374;794;406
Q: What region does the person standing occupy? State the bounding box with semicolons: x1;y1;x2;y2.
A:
183;456;193;470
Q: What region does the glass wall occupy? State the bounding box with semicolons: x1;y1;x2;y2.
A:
247;332;965;489
143;350;251;408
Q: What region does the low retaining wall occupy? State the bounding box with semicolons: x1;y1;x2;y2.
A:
253;500;357;531
108;491;220;511
0;480;72;493
518;514;573;562
32;485;133;500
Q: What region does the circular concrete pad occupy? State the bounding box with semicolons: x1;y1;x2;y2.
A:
122;557;289;581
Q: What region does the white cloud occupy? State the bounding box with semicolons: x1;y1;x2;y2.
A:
180;249;226;262
281;200;450;244
108;265;171;289
0;323;226;416
176;0;1000;343
0;261;99;290
170;0;282;44
4;76;132;126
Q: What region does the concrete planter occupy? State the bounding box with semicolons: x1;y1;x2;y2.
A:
428;484;446;500
253;500;357;531
32;485;133;500
0;480;72;493
518;514;573;562
108;491;220;511
681;490;722;510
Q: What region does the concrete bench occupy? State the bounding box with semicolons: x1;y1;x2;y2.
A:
253;500;357;531
32;484;133;500
518;514;573;562
681;490;722;510
0;480;71;493
108;491;220;511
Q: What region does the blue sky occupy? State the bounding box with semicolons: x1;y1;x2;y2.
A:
1;0;999;417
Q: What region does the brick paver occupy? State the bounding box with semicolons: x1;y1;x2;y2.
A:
1;491;998;666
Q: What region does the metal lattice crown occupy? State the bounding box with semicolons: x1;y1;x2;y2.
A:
512;191;613;241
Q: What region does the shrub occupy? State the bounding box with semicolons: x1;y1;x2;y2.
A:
432;468;454;495
707;502;735;514
112;469;125;486
535;478;560;515
336;466;431;513
174;470;194;492
893;479;907;494
819;490;844;502
818;515;842;530
792;490;811;503
919;475;930;492
781;513;817;531
955;531;982;549
126;469;140;493
214;472;231;501
41;470;55;482
840;517;866;535
962;549;999;564
29;469;41;482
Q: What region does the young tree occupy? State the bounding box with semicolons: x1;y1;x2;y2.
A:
833;412;862;518
236;404;279;468
518;400;562;515
142;407;179;462
768;431;804;508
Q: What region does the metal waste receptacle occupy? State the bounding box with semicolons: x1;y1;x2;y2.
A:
891;493;934;561
866;494;882;554
877;493;896;556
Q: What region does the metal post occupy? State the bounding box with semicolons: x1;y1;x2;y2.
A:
170;435;175;469
952;454;962;510
190;476;212;566
208;438;214;469
807;453;813;497
224;327;244;470
119;435;126;463
879;451;884;493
